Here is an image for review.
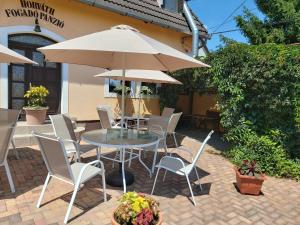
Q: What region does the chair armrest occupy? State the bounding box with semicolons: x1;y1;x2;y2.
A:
75;159;105;186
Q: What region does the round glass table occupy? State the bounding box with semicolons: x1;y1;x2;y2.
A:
81;128;159;192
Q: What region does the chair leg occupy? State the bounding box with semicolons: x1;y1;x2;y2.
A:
194;167;202;191
162;169;168;182
138;150;152;177
151;167;161;195
37;173;51;208
172;132;178;148
101;171;107;202
185;173;196;206
128;148;133;168
4;160;15;193
151;148;158;174
96;147;100;160
11;140;20;160
64;183;80;224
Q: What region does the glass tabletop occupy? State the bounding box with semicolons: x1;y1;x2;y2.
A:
81;128;159;148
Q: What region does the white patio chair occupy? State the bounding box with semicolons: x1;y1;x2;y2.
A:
161;107;175;117
0;108;20;193
34;133;107;224
151;130;214;205
50;114;98;162
166;112;183;148
96;105;124;128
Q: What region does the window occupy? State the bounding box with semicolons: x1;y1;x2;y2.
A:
163;0;182;13
104;79;135;97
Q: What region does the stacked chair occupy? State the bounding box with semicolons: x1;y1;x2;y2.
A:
0;108;20;193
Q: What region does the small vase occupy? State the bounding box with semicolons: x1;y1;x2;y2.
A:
234;167;266;195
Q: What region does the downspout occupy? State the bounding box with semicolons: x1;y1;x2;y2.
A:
183;0;199;57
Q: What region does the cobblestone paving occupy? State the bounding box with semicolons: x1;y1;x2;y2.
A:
0;132;299;225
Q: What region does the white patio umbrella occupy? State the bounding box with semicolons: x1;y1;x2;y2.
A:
0;44;37;64
38;24;210;134
94;69;182;128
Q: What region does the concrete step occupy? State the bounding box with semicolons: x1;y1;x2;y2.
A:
13;121;85;147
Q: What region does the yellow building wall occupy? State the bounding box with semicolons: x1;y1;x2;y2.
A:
0;0;191;120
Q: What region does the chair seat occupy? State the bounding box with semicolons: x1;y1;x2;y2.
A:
156;157;193;176
71;162;101;184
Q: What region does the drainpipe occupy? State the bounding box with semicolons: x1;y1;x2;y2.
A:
183;0;199;57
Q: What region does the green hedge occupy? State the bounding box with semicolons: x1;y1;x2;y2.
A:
204;43;300;179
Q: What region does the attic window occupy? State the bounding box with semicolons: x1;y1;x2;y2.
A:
163;0;183;13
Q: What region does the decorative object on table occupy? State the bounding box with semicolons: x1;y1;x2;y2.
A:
235;160;266;195
140;86;153;96
23;85;49;125
112;192;162;225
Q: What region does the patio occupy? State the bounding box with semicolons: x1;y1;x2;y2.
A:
0;130;299;225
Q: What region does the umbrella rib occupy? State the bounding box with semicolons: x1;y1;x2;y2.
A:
153;54;169;71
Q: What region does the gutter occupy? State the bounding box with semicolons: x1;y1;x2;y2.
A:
183;0;199;57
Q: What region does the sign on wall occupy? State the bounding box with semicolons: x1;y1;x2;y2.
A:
4;0;64;28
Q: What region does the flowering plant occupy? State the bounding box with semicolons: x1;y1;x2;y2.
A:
114;192;160;225
24;85;49;109
238;160;262;177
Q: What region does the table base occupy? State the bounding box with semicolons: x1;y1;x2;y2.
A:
106;164;134;187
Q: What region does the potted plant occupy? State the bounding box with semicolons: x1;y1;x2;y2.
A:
140;86;153;97
23;85;49;125
112;192;162;225
234;160;266;195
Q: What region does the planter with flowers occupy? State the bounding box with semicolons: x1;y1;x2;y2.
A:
23;85;49;125
112;192;162;225
235;160;266;195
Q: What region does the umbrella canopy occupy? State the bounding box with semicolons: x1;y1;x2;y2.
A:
38;24;210;134
94;70;182;85
0;44;37;64
38;25;210;71
94;69;182;129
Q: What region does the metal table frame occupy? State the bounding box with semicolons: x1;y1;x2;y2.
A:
81;129;160;192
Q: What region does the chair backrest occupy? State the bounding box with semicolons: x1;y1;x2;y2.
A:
34;133;74;183
167;112;182;133
49;114;77;141
97;105;114;123
191;130;214;168
148;115;169;134
0;109;20;165
161;107;175;118
97;107;112;129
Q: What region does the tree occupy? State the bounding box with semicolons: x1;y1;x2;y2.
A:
235;0;300;44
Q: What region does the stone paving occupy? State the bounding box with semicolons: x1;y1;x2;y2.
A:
0;131;300;225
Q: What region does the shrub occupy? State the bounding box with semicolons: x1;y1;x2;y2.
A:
207;43;300;179
24;85;49;109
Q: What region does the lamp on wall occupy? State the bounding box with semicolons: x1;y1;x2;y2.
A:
34;18;41;32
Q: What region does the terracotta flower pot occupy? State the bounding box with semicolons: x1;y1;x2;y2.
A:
234;167;266;195
24;107;48;125
111;212;163;225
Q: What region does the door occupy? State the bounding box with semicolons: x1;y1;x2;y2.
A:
8;34;61;116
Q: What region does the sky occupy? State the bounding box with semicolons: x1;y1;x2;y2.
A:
189;0;265;51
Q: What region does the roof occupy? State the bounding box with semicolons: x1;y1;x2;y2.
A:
76;0;208;37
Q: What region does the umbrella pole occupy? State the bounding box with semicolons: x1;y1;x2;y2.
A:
121;68;125;136
137;92;141;130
